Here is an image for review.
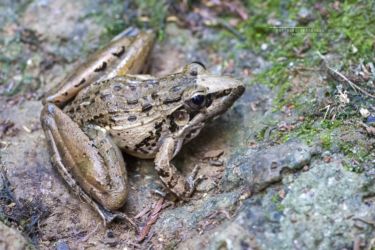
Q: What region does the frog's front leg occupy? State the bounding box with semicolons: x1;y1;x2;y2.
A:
41;104;134;226
154;137;203;199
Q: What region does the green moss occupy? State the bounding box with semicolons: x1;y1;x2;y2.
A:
271;194;279;203
288;120;319;144
86;0;168;44
342;160;364;173
255;63;289;87
274;81;293;108
279;119;343;148
276;116;370;171
326;0;375;62
339;140;370;166
319;133;332;150
271;194;285;212
276;203;285;212
237;0;374;155
137;0;168;37
239;0;374;106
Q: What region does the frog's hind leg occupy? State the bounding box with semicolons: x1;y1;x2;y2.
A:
44;29;155;107
41;103;135;227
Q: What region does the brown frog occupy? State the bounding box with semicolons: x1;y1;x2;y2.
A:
41;28;245;226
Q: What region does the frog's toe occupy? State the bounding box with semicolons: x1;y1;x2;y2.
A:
186;173;205;197
100;207;136;229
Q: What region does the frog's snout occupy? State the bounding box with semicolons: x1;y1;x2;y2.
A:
197;75;244;94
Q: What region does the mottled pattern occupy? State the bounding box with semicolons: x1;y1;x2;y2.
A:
63;73;200;158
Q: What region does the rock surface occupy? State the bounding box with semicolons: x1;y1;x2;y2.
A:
0;1;374;249
0;221;35;250
222;140;319;192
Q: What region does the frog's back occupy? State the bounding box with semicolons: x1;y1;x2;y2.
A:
63;76;187;158
64;77;158;124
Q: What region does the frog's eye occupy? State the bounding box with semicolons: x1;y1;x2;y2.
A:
189;92;206;109
187;62;206;76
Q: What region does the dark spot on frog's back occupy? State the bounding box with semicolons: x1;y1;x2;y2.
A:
112;46;125;57
94;61;107;72
127;99;138;105
113;84;122;91
151;92;158;100
142;103;153;112
74;78;86;88
128;115;137;122
154;120;163;130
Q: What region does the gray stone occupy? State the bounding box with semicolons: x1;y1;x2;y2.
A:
222;140;319;192
0;221;35;250
181;160;375;249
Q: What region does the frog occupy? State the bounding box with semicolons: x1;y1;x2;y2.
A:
40;28;245;226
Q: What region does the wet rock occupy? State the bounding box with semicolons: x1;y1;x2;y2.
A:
1;0;374;249
268;160;375;249
55;240;69;250
180;159;375;249
222;140;319;192
178;192;281;250
152;191;241;247
366;115;375;124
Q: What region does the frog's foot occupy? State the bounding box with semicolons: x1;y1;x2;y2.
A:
154;137;204;199
186;165;205;197
99;208;137;229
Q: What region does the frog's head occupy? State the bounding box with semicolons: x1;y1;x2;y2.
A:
166;62;245;142
180;62;245;118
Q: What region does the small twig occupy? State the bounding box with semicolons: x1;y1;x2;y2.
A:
134;206;151;219
137;198;164;242
207;209;231;220
317;51;375;98
321;105;331;120
78;223;100;242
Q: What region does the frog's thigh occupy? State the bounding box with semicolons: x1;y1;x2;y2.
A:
44;30;155;106
41;103;128;211
154;137;198;198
